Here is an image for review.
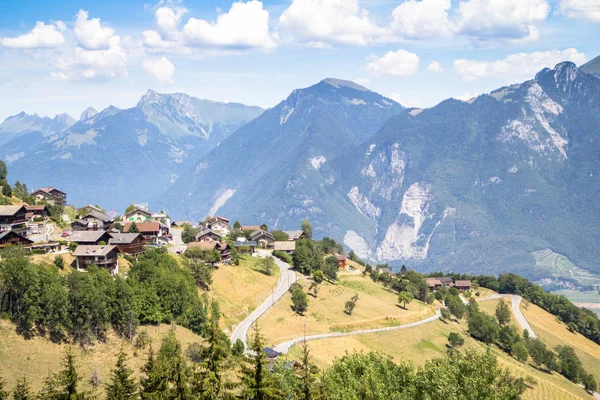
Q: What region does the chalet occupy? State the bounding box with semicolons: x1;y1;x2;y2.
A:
241;225;261;232
73;210;115;231
455;280;472;291
203;216;231;235
250;230;275;248
263;347;280;359
70;230;112;246
0;230;33;248
235;240;257;253
274;241;296;254
31;187;67;206
109;232;145;256
0;205;28;232
438;277;454;287
283;230;305;241
195;226;222;242
151;212;171;227
425;278;443;290
25;205;49;220
123;221;169;243
124;208;152;223
187;241;232;264
73;245;120;274
336;255;347;269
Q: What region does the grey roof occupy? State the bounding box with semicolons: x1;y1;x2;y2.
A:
70;230;109;243
73;245;119;256
250;230;274;241
109;233;141;244
283;230;304;240
0;205;26;216
235;241;257;247
274;241;296;251
0;230;31;242
83;210;114;222
197;226;222;237
125;208;152;218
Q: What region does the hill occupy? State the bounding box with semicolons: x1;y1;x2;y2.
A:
580;55;600;76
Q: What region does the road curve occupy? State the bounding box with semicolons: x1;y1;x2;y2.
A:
477;294;537;339
230;251;297;348
274;309;441;354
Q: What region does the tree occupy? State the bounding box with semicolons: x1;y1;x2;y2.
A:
446;295;467;320
511;341;529;362
139;346;166;397
556;345;584;383
400;265;408;276
323;256;338;281
181;223;197;244
468;311;500;344
301;219;312;240
233;221;241;229
298;340;317;400
260;224;268;231
54;255;64;269
0;378;8;400
291;285;308;315
271;230;289;241
232;339;245;357
58;348;84;399
344;294;359;316
308;281;319;298
495;299;511;326
240;326;282;400
448;332;464;348
259;256;276;276
105;349;138;400
397;291;413;309
125;204;136;214
11;378;31;400
128;222;139;233
348;250;358;261
440;308;452;322
312;270;324;284
583;372;598;393
527;338;556;372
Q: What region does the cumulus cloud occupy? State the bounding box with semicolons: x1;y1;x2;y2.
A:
560;0;600;22
453;91;480;101
155;6;188;40
391;0;453;38
74;10;115;50
143;57;175;83
0;21;65;49
368;49;420;76
53;36;127;81
279;0;384;47
455;0;549;43
453;48;587;82
427;61;444;72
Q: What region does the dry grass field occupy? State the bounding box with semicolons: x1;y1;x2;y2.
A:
257;274;435;345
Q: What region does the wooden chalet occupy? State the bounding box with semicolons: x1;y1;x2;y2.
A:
124;208;152;223
234;240;257;253
250;230;275;248
0;205;28;233
187;241;232;264
31;187;67;206
425;278;443;290
455;280;472;291
25;205;49;220
336;255;347;269
123;221;168;243
0;230;33;248
74;210;115;231
73;245;120;274
203;216;231;235
109;232;145;256
69;230;112;245
195;226;222;242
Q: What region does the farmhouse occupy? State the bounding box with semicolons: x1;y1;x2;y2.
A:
203;216;231;235
274;241;296;253
70;230;112;246
235;240;257;253
195;226;222;242
109;232;145;256
187;241;232;264
73;245;120;274
455;280;472;291
425;278;443;290
250;230;275;248
73;210;115;231
0;230;33;248
124;221;169;242
31;187;67;206
0;205;28;233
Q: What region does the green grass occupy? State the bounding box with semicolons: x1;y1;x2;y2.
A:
532;249;600;287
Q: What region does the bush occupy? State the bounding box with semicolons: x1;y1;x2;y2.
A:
232;339;245;357
54;255;64;269
272;250;292;264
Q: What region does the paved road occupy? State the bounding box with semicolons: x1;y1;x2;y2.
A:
168;228;186;254
28;223;55;243
274;309;441;354
478;294;537;339
230;251;297;348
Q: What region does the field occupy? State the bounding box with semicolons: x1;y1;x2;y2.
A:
532;249;600;288
28;252;132;276
210;254;280;335
520;302;600;385
554;289;600;316
256;273;435;345
0;320;202;394
477;297;522;333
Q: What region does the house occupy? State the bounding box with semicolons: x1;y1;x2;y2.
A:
283;230;305;241
31;187;67;206
336;255;347;269
124;208;152;223
195;226;222;242
263;347;280;359
455;280;472;291
70;230;112;246
241;225;261;232
73;245;120;274
109;232;145;256
378;267;393;275
250;230;275;248
151;212;171;227
203;216;231;236
171;220;192;228
123;221;169;243
438;277;454;287
274;241;296;253
29;242;62;253
0;205;28;233
187;241;232;264
25;205;49;220
425;278;443;290
74;210;115;231
0;230;33;248
235;240;257;253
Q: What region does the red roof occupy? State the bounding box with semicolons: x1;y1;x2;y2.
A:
124;221;160;233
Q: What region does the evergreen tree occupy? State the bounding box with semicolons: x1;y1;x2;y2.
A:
233;221;241;229
11;378;32;400
0;378;8;400
301;219;312;240
495;299;511;326
128;222;140;234
240;326;282;400
57;348;85;400
298;340;317;400
400;265;408;276
106;348;138;400
139;346;166;398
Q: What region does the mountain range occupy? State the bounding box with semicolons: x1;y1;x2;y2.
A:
2;58;600;279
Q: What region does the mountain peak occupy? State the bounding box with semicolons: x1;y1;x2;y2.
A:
320;78;370;92
80;107;98;121
137;89;161;106
580;55;600;76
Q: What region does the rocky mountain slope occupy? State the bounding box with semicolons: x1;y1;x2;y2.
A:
0;91;263;209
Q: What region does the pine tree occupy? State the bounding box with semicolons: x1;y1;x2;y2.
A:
12;377;32;400
37;373;61;400
106;348;138;400
129;222;140;233
139;346;166;398
0;378;8;400
58;348;84;400
298;340;317;400
240;326;282;400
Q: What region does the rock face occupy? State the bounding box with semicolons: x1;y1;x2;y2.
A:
0;92;263;209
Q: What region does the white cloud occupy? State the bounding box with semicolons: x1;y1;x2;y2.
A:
183;1;277;50
388;92;424;108
143;57;175;84
455;0;549;43
279;0;384;46
368;49;420;76
155;6;188;40
560;0;600;22
453;91;480;101
0;21;65;49
391;0;453;38
453;48;587;82
74;10;115;50
427;61;444;72
53;36;127;81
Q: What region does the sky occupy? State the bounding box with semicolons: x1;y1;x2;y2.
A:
0;0;598;121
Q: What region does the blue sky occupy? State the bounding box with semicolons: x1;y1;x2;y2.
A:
0;0;598;121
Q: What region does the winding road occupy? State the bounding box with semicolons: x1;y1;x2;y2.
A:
477;294;537;339
230;251;297;347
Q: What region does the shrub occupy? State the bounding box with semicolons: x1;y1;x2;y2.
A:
272;250;292;264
